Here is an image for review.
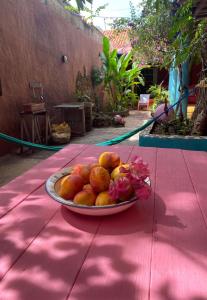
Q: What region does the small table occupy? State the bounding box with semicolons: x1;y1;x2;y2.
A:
20;110;50;152
54;103;86;136
1;145;207;299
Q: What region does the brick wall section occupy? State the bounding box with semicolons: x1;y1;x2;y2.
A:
0;0;103;155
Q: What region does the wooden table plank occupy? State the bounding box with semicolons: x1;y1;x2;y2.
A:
0;145;134;299
0;145;112;280
68;147;157;300
2;146;206;300
0;209;101;300
150;149;207;300
183;150;207;225
0;186;59;280
0;145;107;280
0;144;88;218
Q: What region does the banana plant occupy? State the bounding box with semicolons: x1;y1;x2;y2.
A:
100;37;144;111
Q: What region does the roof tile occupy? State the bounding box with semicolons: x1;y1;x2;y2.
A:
103;30;132;54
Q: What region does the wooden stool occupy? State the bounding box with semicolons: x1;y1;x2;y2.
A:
20;110;51;153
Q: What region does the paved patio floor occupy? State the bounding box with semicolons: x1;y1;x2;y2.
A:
0;110;150;187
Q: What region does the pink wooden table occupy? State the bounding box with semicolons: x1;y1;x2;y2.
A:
1;144;207;300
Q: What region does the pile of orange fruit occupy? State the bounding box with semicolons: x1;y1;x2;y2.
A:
57;151;133;206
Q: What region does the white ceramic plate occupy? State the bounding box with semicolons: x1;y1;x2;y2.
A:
45;168;150;216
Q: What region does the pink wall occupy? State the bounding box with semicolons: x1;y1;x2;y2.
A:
0;0;103;155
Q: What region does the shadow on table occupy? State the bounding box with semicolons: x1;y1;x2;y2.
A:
61;192;186;235
155;280;207;300
1;192;206;300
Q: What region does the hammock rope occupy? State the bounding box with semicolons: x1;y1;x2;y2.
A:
0;133;63;151
0;92;186;150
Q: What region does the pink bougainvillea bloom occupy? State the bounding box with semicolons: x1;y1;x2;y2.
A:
117;156;151;200
135;184;151;200
110;156;151;202
120;156;150;180
109;177;134;201
130;156;150;179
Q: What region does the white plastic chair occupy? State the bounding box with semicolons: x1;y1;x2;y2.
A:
138;94;150;110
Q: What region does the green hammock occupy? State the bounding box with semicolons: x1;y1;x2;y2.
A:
0;117;154;150
0;118;152;150
96;118;154;146
0;93;185;150
0;133;63;151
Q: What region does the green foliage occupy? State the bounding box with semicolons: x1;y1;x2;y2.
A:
64;4;79;14
148;84;169;110
165;0;207;67
64;1;108;25
112;1;136;30
129;0;137;22
113;0;172;66
83;3;108;23
76;93;91;102
91;67;104;86
63;0;92;11
75;68;94;103
153;118;193;135
100;37;144;111
112;0;207;69
112;18;129;31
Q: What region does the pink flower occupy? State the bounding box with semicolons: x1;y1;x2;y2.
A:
120;156;150;180
131;156;150;180
109;177;134;201
135;184;151;200
111;156;151;201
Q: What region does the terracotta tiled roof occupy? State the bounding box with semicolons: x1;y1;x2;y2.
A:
103;29;149;67
103;30;132;54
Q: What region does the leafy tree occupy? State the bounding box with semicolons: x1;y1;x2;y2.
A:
165;0;207;67
113;0;172;66
112;0;207;69
113;0;207;123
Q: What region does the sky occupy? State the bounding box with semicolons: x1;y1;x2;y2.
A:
70;0;142;30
